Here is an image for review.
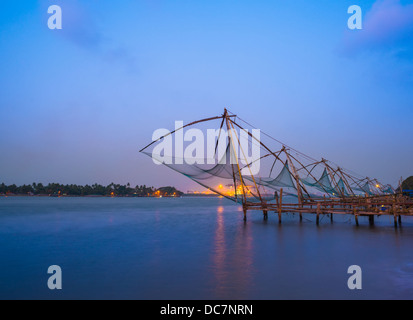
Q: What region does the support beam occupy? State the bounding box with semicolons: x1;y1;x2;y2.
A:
278;189;283;224
323;159;343;198
330;204;334;223
284;149;305;207
393;204;398;228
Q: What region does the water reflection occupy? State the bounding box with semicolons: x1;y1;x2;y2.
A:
212;206;227;298
212;205;254;299
233;219;254;298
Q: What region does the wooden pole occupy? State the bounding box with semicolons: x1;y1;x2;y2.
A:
393;204;398;228
263;207;268;221
225;111;250;213
278;188;283;224
140;114;233;152
284;149;305;207
330;203;334;223
354;206;359;226
316;203;321;225
228;118;263;203
323;159;343;198
337;168;356;197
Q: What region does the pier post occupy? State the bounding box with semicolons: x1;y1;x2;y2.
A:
263;210;268;221
330;204;334;223
393;204;398;228
353;206;359;226
316;203;321;226
243;207;247;222
369;215;375;226
278;188;283;224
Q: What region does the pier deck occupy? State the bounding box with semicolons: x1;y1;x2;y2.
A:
243;192;413;227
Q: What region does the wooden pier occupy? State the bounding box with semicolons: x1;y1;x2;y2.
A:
243;189;413;227
141;109;410;228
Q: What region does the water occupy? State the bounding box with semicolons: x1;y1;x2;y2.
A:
1;196;413;300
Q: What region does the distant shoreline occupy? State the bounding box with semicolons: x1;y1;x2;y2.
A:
0;183;185;198
0;194;220;198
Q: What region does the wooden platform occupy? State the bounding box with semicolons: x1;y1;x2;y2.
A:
242;191;413;227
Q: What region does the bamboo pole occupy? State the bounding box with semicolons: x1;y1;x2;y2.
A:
140;114;235;152
322;159;348;199
228;118;263;203
337;168;356;197
225;110;248;205
283;149;305;223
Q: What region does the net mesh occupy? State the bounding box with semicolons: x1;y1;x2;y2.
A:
141;110;394;203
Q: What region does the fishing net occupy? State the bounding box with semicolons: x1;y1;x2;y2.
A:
140;110;394;204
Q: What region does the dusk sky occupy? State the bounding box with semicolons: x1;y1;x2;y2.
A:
0;0;412;192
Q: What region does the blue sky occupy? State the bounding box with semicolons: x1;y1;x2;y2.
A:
0;0;412;191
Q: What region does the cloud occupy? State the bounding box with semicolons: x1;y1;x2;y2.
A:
339;0;413;57
58;2;103;50
43;0;138;71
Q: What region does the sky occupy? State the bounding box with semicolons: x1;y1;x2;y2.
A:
0;0;412;192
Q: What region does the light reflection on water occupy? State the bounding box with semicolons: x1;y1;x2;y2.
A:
212;206;254;299
0;196;413;300
213;206;227;298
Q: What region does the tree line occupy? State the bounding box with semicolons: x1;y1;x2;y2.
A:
0;183;184;197
402;177;413;190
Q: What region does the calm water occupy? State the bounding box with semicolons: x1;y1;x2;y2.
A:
0;196;413;300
